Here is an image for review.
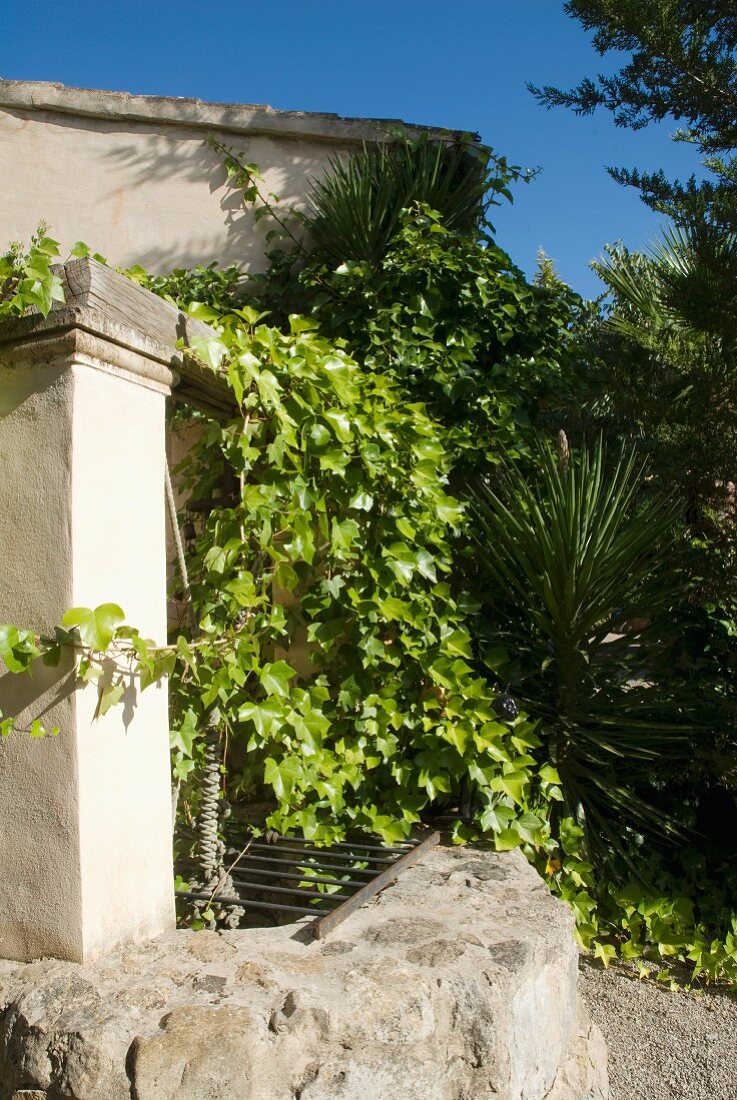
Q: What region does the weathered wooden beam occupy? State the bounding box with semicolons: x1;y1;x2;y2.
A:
0;256;236;417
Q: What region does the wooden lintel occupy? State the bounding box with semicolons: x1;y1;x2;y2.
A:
0;257;236;417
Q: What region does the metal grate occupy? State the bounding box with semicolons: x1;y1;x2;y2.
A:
176;828;440;938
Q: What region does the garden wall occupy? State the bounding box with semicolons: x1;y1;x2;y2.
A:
0;847;607;1100
0;79;427;273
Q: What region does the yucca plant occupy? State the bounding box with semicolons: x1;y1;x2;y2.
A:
471;436;691;868
306;135;493;267
594;225;737;350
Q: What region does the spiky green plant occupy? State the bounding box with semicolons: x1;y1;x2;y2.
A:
595;225;737;348
306;136;497;266
471;436;690;868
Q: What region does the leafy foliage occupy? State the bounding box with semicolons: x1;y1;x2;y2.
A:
585;228;737;608
158;147;737;978
168;308;553;844
0;225;64;318
596;224;737;345
543;815;737;984
0;603;176;736
127;261;246;315
214;136;579;484
3;167;735;979
470;437;687;865
286;206;581;482
305;134;524;266
468;437;737;981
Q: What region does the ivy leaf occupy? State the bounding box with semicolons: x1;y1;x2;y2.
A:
495;828;523;851
260;660;296;698
539;764;561;784
170;708;199;757
96;681;125;718
176;635;199;681
189;332;228;372
443;629;473;658
514;811;545;845
370;815;410;845
491;770;529;805
0;624;42;672
349;491;374;511
324;409;353;442
264;755;302;800
593;942;617;968
379;597;411;622
62;604;125;650
309;422;332;448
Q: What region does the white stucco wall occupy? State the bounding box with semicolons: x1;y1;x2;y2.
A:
0;319;176;962
0;80;420;273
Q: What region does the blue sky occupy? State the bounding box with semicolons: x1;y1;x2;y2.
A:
2;0;704;297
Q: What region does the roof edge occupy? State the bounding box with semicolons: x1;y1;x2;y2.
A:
0;78;449;145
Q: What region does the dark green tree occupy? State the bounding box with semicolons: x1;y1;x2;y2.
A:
471;436;687;868
585;227;737;592
531;2;737;227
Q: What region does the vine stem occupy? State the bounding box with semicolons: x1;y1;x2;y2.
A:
210;139;308;257
209;138;338;300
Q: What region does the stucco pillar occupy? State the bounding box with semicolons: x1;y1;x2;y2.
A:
0;262;187;962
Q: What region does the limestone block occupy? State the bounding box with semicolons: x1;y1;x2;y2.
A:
548;999;609;1100
0;847;608;1100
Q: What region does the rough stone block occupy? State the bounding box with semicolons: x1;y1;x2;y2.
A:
0;847;607;1099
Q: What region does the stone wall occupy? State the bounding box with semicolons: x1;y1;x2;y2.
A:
0;848;607;1100
0;79;426;275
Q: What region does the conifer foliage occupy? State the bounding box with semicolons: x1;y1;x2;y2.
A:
531;2;737;226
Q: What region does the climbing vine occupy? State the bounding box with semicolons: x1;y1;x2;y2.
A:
168;308;556;844
0;232;554;849
0;225;64;318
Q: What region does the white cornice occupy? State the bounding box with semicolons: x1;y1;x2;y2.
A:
0;78;454;145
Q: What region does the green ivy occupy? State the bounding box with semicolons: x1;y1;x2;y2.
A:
3;207;736;981
0;225;64;318
0;603;179;736
539;819;737;986
169;308;555;843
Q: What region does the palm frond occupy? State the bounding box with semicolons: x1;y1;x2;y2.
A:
596;225;737;347
306;137;488;266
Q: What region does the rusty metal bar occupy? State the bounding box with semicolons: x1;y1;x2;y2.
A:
252;837;414;853
177;889;333;917
177;830;441;934
246;842;399;864
229;878;350;901
312;830;441;940
224;864;369;889
225;852;381;877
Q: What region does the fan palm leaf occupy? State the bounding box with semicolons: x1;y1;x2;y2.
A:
595;225;737;349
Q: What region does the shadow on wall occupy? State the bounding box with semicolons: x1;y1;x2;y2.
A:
3;106;334;273
0;659;77;734
100;123;330;272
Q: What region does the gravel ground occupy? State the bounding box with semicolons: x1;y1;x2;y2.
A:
579;958;737;1099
